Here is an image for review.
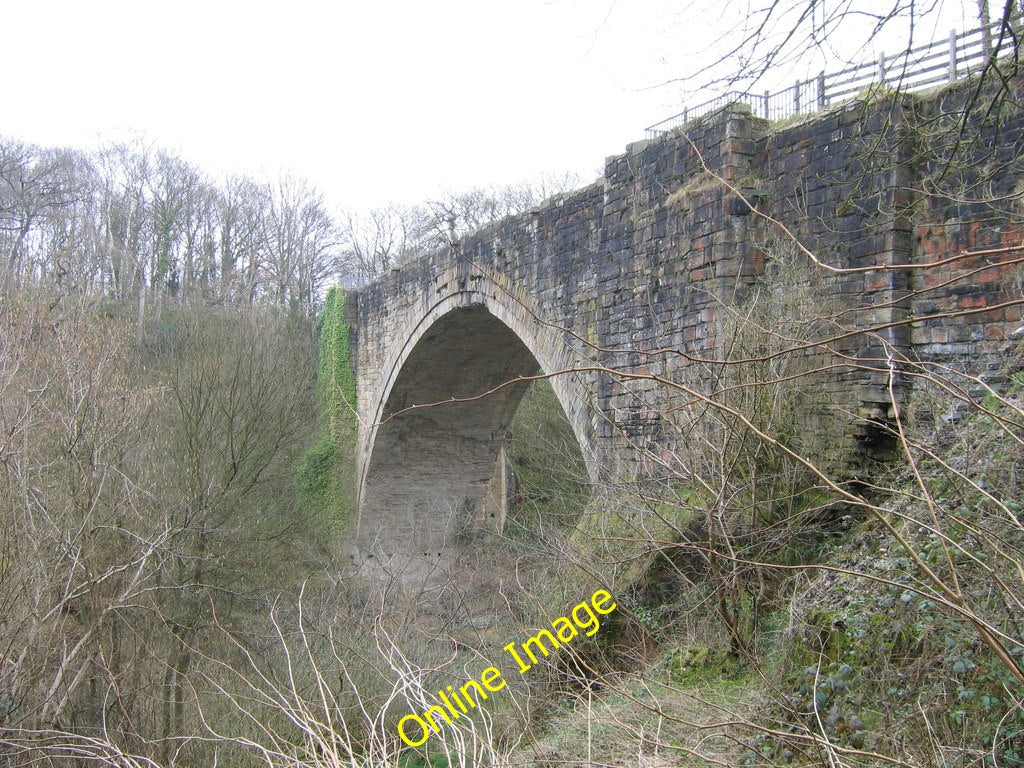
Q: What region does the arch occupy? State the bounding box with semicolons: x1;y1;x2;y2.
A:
355;287;597;563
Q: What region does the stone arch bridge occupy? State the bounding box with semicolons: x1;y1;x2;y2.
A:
348;85;1024;575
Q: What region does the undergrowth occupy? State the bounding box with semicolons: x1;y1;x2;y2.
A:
515;345;1024;768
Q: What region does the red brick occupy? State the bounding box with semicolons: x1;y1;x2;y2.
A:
959;295;987;309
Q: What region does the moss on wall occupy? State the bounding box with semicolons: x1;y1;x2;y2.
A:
298;286;357;525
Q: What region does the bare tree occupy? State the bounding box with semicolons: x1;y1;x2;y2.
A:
144;150;216;310
336;173;585;287
337;203;428;284
0;140;82;292
0;294;162;744
32;149;103;293
216;174;272;303
421;174;582;251
262;173;339;308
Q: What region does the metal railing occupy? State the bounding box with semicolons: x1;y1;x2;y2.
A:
644;22;1019;137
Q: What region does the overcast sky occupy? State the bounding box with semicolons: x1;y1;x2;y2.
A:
6;1;975;210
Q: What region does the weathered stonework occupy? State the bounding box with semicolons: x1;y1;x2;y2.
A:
350;74;1024;575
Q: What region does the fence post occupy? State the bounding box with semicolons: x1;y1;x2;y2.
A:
818;71;826;109
878;52;887;86
794;79;801;113
764;90;770;119
948;28;958;81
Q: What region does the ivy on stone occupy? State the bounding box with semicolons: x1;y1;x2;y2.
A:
299;286;357;523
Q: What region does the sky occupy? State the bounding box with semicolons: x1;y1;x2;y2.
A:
5;0;977;211
5;0;694;209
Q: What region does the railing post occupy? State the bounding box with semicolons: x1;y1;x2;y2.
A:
794;80;801;113
948;28;958;81
878;52;887;85
764;90;770;119
818;71;826;108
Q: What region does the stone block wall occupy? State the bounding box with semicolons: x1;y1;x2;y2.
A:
350;72;1024;564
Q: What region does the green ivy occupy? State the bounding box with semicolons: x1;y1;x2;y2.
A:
318;286;357;441
298;286;357;525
